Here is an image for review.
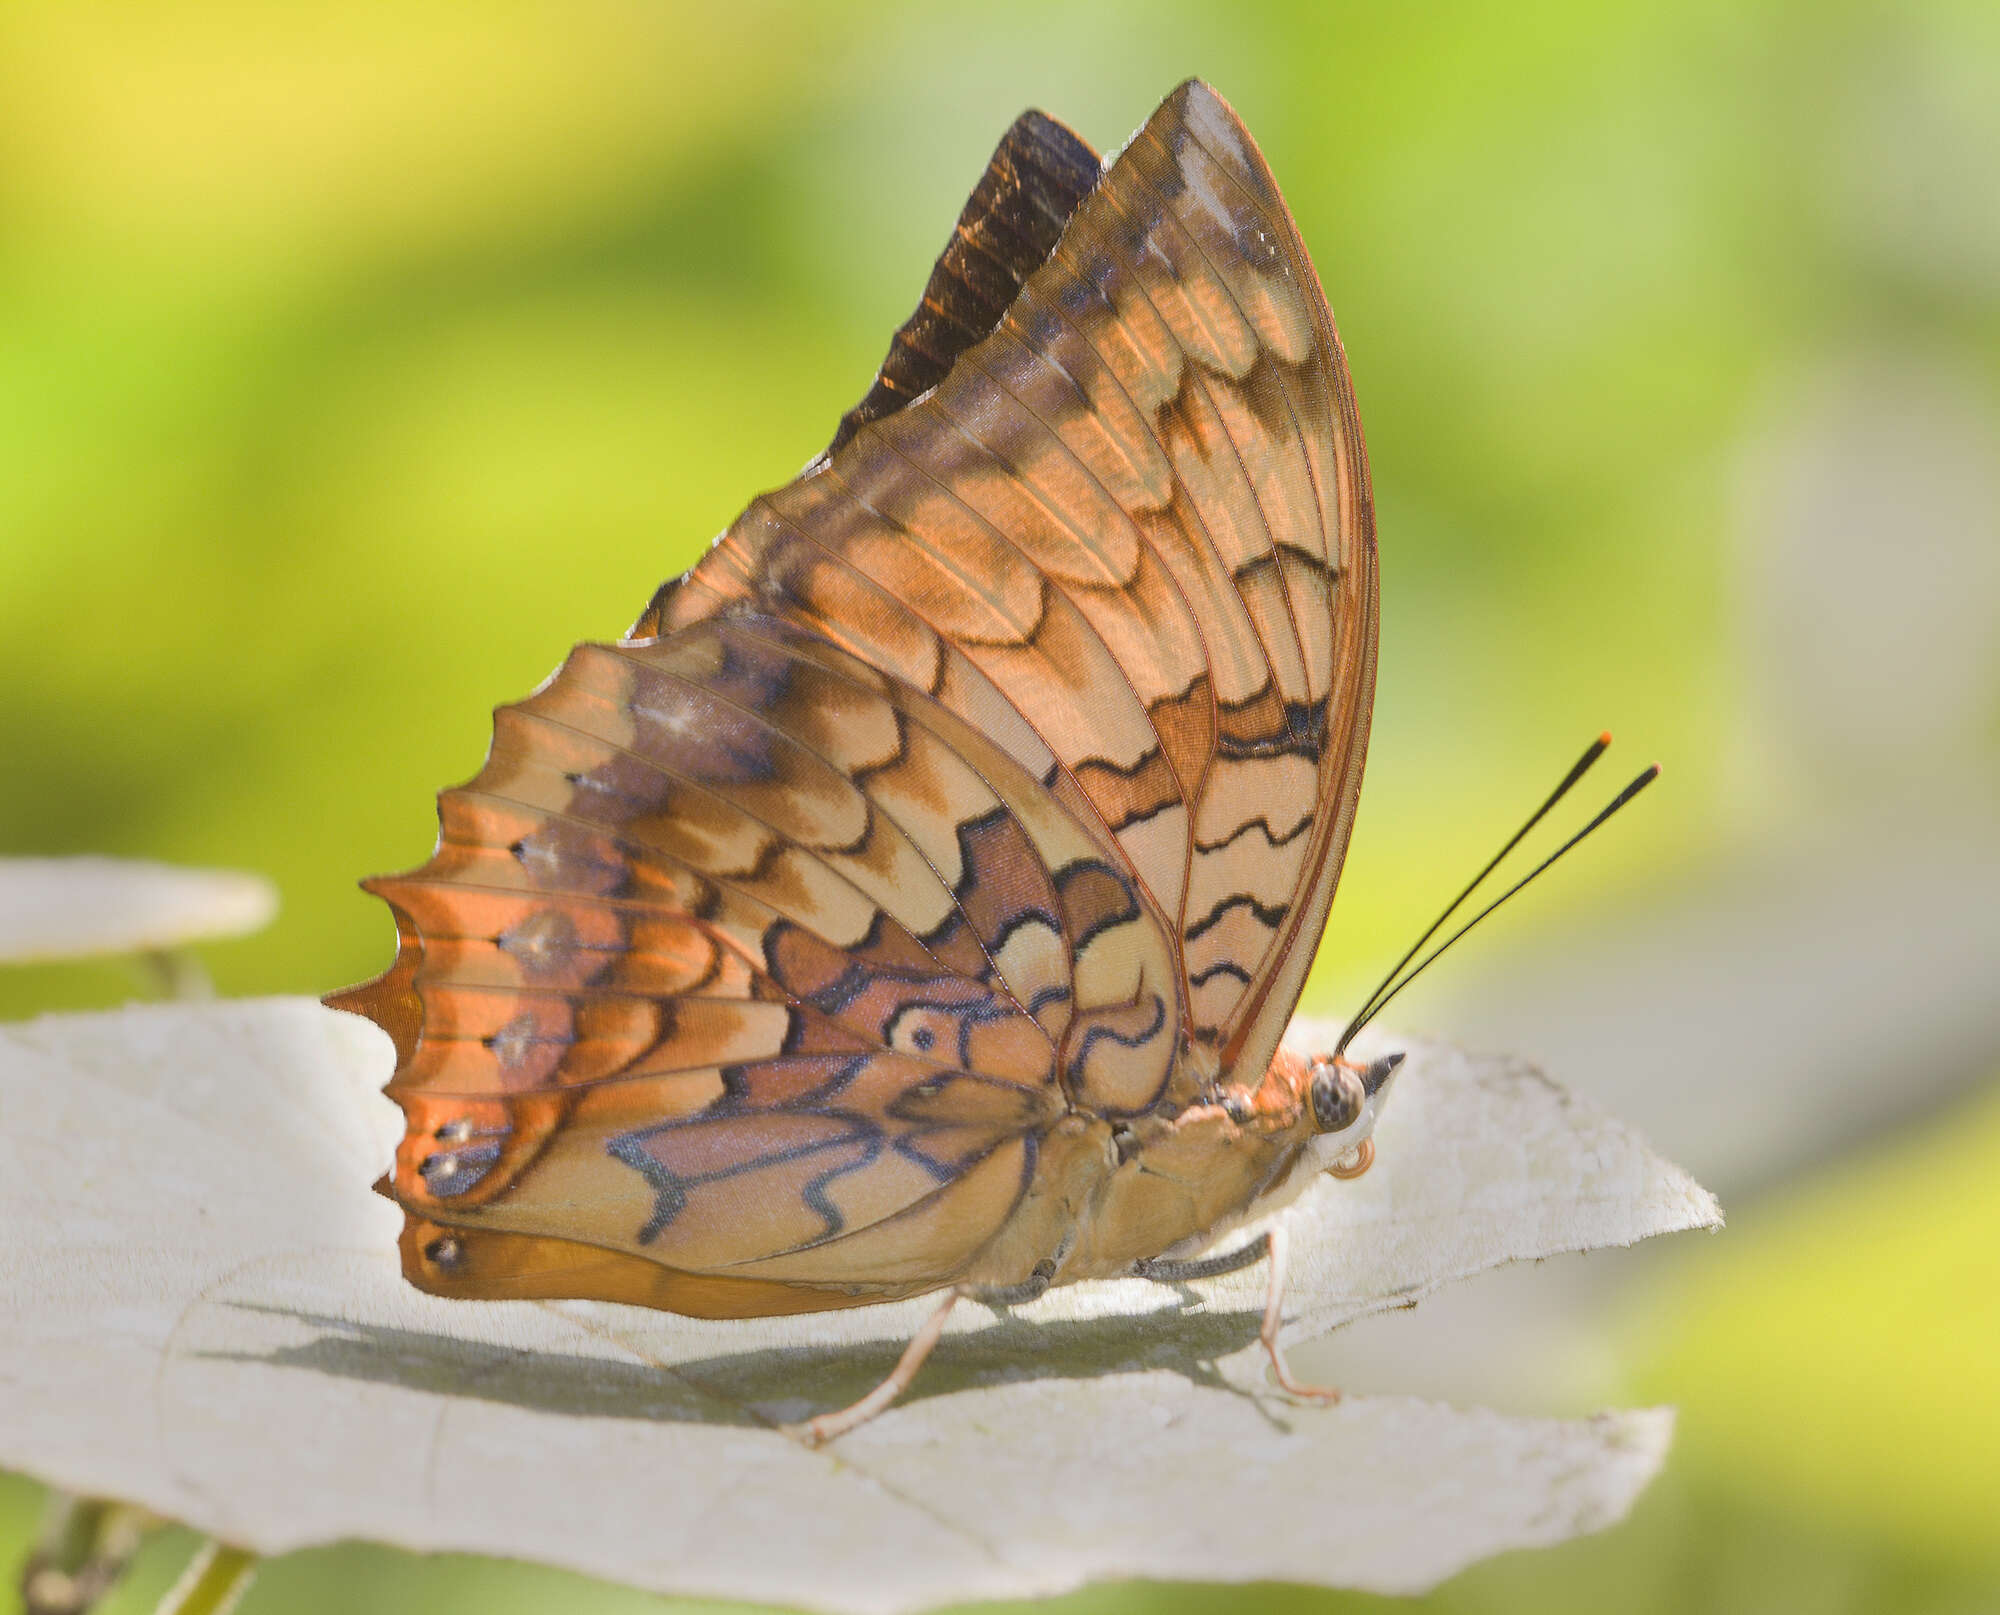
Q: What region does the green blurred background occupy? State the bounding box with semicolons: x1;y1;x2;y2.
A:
3;1;1996;1611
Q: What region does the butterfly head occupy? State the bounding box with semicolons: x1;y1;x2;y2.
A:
1304;1052;1402;1178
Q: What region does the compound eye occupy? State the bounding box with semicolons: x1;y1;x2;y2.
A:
1309;1059;1364;1132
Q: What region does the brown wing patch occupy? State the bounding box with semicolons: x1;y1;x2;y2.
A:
826;110;1100;458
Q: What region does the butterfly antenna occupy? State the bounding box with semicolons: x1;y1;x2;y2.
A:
1337;732;1613;1045
1332;748;1661;1057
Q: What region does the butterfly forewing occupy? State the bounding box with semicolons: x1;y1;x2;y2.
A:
649;81;1374;1075
335;79;1376;1316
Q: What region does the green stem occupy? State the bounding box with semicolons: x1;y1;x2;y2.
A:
153;1542;258;1615
18;1495;152;1615
143;947;215;1001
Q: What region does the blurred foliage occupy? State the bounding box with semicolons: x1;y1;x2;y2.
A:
3;0;1996;1610
1634;1079;2000;1566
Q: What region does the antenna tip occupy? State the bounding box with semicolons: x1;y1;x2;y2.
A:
1597;730;1613;747
1646;761;1663;778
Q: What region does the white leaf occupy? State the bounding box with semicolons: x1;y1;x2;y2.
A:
0;999;1718;1611
0;858;277;963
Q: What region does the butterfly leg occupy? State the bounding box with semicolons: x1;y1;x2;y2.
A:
1259;1221;1342;1404
1134;1232;1341;1401
783;1259;1060;1447
969;1258;1057;1307
784;1287;963;1447
1131;1232;1274;1283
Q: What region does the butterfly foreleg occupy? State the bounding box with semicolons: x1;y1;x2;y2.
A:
1135;1228;1341;1401
1257;1221;1342;1404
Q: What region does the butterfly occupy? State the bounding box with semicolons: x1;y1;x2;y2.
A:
331;79;1404;1444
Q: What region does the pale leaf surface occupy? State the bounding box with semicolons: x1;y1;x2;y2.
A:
0;858;277;964
0;999;1716;1611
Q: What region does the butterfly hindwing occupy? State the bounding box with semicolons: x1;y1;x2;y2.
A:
340;615;1178;1300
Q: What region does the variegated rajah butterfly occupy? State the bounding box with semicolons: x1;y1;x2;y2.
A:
330;79;1656;1444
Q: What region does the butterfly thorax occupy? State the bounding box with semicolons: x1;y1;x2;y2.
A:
1017;1046;1318;1285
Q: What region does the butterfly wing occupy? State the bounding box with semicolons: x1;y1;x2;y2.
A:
334;80;1376;1315
644;79;1377;1094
